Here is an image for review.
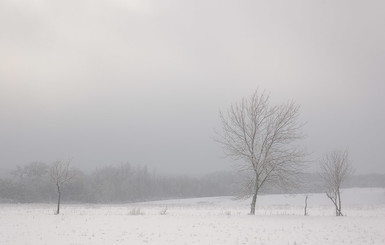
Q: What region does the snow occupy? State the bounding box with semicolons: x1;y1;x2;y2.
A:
0;188;384;245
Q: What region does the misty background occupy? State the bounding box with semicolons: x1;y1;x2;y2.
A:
1;0;384;181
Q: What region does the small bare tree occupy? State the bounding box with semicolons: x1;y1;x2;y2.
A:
50;160;74;214
320;149;353;216
216;90;305;215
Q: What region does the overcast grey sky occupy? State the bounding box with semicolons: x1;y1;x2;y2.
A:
1;0;384;175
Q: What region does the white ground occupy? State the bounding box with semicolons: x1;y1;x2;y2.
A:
0;188;384;245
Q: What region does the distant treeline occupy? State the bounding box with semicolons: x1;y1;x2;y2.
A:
0;162;239;203
0;162;384;203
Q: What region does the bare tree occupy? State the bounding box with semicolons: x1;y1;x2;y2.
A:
216;90;305;214
320;149;353;216
50;160;74;214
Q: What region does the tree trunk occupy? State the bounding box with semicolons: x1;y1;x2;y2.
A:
304;195;308;216
337;189;342;216
334;195;338;216
56;184;61;215
327;192;339;216
250;178;259;215
250;192;257;215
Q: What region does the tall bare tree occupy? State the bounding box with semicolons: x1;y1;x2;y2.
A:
50;160;74;214
320;149;353;216
217;90;305;214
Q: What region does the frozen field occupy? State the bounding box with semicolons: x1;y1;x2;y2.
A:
0;188;384;245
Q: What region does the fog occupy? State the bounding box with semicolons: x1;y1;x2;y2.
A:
1;0;384;175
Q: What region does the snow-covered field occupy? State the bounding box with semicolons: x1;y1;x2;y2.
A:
1;188;384;245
